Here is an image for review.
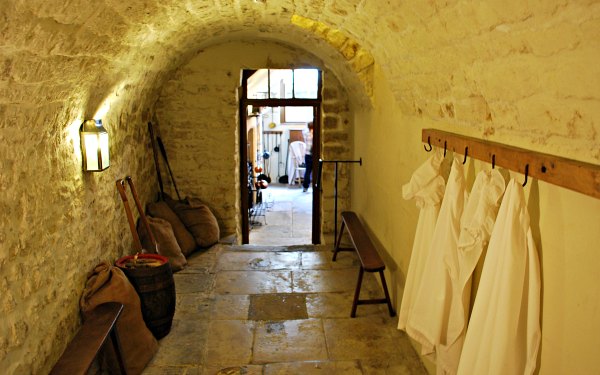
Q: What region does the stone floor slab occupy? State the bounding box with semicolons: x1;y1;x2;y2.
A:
143;241;426;375
216;251;301;271
211;294;250;320
205;320;254;366
142;365;197;375
175;294;212;320
215;271;292;294
301;251;359;270
306;292;384;319
253;319;328;364
323;316;406;361
174;271;214;294
292;269;380;293
204;364;264;375
149;342;204;366
264;360;363;374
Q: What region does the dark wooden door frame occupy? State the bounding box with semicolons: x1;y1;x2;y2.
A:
239;69;323;244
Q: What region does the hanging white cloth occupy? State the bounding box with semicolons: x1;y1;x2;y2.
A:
436;169;506;374
398;149;446;332
406;155;467;356
457;179;541;375
287;141;306;185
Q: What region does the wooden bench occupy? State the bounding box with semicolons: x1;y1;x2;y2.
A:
333;211;396;318
50;302;127;375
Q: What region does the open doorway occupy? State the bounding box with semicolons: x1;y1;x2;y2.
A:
247;106;313;246
239;69;322;245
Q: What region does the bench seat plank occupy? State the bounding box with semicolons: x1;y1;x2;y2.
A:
333;211;395;318
50;302;126;375
340;212;385;272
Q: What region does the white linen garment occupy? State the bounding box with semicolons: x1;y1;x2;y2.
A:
436;169;506;374
406;155;467;356
398;149;446;332
286;141;306;184
457;179;541;375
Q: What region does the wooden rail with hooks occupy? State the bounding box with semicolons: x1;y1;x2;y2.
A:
422;128;600;199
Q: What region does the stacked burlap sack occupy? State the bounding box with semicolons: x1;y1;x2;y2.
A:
138;195;220;272
80;262;158;375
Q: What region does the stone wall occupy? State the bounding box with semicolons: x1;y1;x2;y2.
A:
1;0;599;374
0;99;157;373
155;39;353;242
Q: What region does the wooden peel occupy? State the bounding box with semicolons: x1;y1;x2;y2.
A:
126;176;158;253
116;177;159;254
116;179;143;252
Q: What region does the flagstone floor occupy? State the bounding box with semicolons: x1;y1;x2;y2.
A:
249;183;312;246
142;242;427;375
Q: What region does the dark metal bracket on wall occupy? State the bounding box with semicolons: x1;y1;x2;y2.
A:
317;158;363;243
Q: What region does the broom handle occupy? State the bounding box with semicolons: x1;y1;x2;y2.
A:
126;176;158;252
156;136;181;200
116;179;143;252
156;136;182;200
148;122;165;200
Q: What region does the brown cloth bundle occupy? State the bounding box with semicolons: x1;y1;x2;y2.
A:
147;200;197;256
80;262;158;375
138;216;187;272
166;197;220;248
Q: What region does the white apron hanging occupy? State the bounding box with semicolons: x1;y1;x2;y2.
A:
436;169;506;374
457;179;541;375
398;149;445;332
406;155;467;356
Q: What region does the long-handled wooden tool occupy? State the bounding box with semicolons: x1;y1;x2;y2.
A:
116;177;158;255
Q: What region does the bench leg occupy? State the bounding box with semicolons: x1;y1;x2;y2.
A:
332;220;346;261
379;270;396;317
351;267;364;318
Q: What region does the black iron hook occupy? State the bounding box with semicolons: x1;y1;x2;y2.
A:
443;141;447;157
492;154;496;169
522;164;529;187
424;136;433;152
462;147;468;164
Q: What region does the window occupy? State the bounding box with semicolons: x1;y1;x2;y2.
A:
246;69;319;99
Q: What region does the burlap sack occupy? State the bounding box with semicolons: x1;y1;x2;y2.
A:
147;200;197;256
138;216;187;272
166;197;220;248
80;262;158;375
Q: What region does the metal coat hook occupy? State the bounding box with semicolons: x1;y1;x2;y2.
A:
443;141;447;157
522;164;529;187
463;147;468;164
492;154;496;169
424;136;433;152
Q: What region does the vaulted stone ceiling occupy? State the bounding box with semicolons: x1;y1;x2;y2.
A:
8;1;599;145
4;0;597;153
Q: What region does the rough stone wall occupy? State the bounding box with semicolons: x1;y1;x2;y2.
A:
356;1;599;164
1;0;599;374
155;39;353;242
320;82;353;239
0;102;157;374
1;5;161;374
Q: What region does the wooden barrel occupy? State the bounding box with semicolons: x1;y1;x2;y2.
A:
116;254;176;339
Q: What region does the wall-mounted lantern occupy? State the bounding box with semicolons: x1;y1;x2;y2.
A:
80;119;109;172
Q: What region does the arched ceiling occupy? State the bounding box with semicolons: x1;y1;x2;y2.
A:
3;0;389;114
3;0;598;163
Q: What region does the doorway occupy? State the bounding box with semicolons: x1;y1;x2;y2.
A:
239;69;322;245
